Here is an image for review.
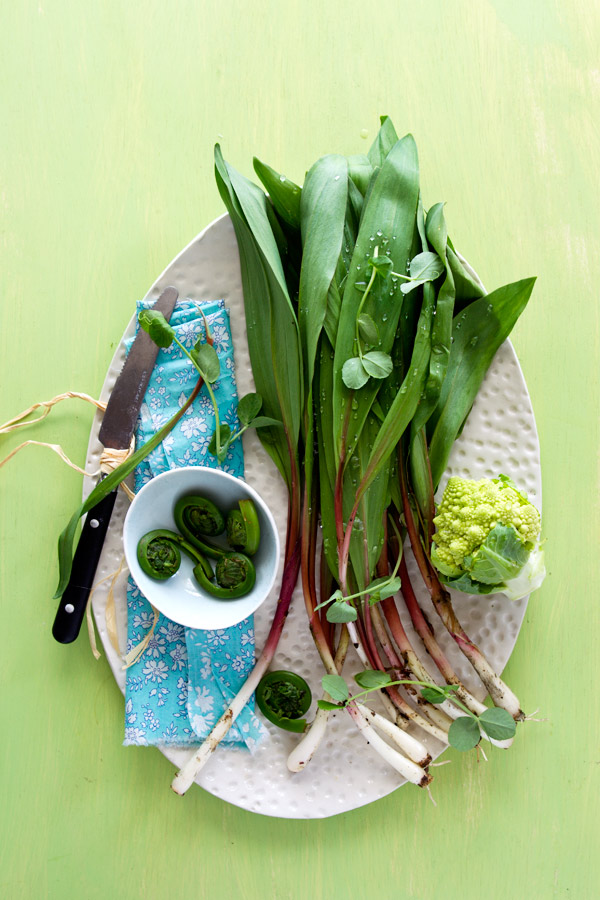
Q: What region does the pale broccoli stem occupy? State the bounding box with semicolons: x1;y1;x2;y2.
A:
399;464;524;722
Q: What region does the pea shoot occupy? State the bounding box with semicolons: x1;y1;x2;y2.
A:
138;308;281;464
318;672;517;751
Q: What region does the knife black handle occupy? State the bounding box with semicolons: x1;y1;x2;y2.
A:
52;489;118;643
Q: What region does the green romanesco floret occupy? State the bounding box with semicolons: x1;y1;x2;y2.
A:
431;475;541;575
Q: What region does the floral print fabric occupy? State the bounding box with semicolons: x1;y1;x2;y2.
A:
123;298;264;749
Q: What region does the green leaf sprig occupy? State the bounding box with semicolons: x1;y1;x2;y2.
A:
207;393;283;462
317;672;517;750
139;309;283;464
313;535;402;623
341;247;394;390
139;308;227;455
391;250;445;295
312;573;402;623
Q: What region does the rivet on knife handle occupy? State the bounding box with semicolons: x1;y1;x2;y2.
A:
52;285;179;644
52;491;117;643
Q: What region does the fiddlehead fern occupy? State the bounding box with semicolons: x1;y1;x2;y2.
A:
137;529;182;579
193;551;256;599
137;528;213;580
226;499;260;555
174;495;226;558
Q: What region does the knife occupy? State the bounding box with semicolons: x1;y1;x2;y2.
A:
52;286;179;643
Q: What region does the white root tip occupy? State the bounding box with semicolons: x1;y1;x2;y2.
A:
356;703;431;767
287;707;330;772
170;730;226;794
348;707;431;787
480;669;523;721
170;770;193;796
523;709;548;722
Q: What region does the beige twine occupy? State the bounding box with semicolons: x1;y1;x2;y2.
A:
0;392;106;433
1;391;140;656
0;392;136;498
85;549;161;669
86;554;164;669
121;605;161;670
85;557;129;660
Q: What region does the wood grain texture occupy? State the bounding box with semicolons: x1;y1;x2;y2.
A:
1;1;598;897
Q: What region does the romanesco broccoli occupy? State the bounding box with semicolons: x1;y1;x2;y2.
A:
431;475;545;600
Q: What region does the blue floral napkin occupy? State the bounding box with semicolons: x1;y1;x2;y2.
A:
123;298;264;750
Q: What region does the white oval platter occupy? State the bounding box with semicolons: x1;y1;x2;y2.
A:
87;214;542;819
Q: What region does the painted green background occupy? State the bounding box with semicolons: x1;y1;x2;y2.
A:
1;1;598;897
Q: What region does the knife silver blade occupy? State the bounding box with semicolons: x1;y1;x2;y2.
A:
52;286;179;643
98;286;178;449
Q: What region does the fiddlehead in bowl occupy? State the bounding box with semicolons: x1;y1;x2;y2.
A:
193;551;256;599
137;528;213;580
226;499;260;555
137;529;182;579
174;495;226;558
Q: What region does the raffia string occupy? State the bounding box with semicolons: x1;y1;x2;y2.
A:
121;605;160;670
90;555;162;670
1;391;141;658
0;391;106;433
86;599;102;661
104;557;126;655
85;556;129;659
0;391;136;498
0;440;97;477
99;446;136;500
2;391;160;666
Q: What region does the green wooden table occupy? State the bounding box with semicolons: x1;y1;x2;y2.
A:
1;2;598;897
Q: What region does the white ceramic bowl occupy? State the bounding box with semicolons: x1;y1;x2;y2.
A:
123;466;280;629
